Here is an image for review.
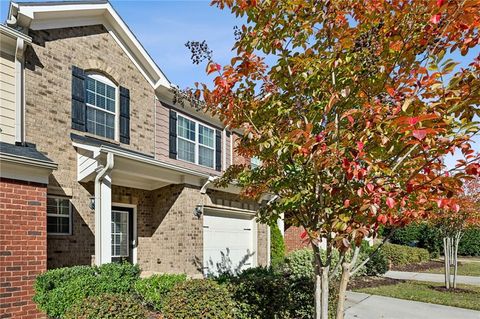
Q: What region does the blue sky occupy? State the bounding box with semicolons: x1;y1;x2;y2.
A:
1;0;478;167
0;0;242;88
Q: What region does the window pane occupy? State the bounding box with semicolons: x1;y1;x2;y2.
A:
199;146;214;168
178;116;195;141
96;96;106;109
106;99;115;112
86;91;96;105
47;198;70;235
86;78;95;91
96;81;106;96
178;139;195;163
199;125;214;147
106;86;116;99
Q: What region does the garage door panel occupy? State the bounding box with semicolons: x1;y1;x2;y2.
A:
203;211;256;276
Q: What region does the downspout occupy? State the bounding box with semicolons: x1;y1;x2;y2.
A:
200;176;219;194
94;152;114;266
15;37;26;143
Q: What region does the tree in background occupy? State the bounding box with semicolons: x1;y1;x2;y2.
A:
433;177;480;289
176;1;480;318
270;223;286;267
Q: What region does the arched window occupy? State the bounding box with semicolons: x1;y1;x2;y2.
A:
85;73;117;140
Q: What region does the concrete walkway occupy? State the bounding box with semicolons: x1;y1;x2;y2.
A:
345;291;480;319
384;270;480;286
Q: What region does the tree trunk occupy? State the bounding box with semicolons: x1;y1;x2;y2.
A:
336;262;351;319
443;237;450;289
453;232;461;289
312;242;329;319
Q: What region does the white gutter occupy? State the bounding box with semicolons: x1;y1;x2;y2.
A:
200;176;220;194
94;152;114;266
0;153;58;170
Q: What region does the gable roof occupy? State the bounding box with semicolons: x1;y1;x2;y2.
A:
8;0;171;90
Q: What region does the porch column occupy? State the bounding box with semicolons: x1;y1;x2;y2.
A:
100;173;112;264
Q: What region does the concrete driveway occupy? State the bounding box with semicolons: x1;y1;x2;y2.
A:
345;291;480;319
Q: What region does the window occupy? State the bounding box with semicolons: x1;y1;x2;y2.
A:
47;196;71;235
177;114;215;168
111;210;129;257
86;74;116;140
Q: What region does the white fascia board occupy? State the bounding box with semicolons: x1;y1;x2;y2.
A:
11;1;170;89
0;153;58;170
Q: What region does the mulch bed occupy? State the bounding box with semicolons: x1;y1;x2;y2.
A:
348;276;404;290
390;260;446;272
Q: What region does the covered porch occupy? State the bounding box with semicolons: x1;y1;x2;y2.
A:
72;135;268;275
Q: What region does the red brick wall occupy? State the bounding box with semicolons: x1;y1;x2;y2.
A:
0;178;47;319
284;226;310;253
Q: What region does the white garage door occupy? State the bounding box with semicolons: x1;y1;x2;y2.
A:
203;210;256;276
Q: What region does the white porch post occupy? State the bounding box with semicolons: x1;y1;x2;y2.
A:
100;173;112;264
94;153;114;265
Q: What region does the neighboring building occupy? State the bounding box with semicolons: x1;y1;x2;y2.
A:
0;1;269;317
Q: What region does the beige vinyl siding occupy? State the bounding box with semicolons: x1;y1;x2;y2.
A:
0;51;16;144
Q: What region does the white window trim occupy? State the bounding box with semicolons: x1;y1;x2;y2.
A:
85;73;119;141
176;113;216;169
47;195;72;236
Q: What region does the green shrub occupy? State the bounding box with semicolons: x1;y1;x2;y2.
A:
282;248;347;279
381;243;430;266
458;228;480;256
63;293;148;319
360;244;388;276
33;262;140;318
134;273;186;311
387;223;443;257
163;279;235;319
270;223;285;267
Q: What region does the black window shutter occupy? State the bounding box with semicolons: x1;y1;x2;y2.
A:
71;66;86;131
169;110;177;159
119;86;130;144
215;130;222;171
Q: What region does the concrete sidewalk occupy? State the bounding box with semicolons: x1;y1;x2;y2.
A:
384;270;480;286
345;291;480;319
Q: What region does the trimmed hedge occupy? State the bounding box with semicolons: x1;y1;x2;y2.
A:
33;262;140;318
458;228;480;256
134;273;186;311
218;266;338;319
359;242;388;276
381;243;430;266
388;223;442;257
270;223;286;267
163;279;235;319
63;293;148;319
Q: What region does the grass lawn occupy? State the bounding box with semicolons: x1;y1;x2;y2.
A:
425;262;480;277
354;281;480;311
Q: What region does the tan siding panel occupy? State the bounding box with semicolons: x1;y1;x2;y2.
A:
0;52;16;144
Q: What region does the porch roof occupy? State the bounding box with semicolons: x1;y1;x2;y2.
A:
71;134;240;193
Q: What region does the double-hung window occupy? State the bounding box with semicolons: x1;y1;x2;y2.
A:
177;114;215;168
47;196;72;235
86;74;116;140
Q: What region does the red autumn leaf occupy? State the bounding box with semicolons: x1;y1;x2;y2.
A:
347;115;354;126
206;62;221;75
412;129;427;140
430;14;441;24
300;230;307;239
357;141;364;151
377;214;388;224
366;183;374;192
437;0;445;7
386;197;395;208
344;199;350;208
408;117;419;125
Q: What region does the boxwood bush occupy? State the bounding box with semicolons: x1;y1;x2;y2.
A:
33;262;140;318
381;243;430;266
458;228;480;256
63;293;148;319
270;223;286;267
134;273;186;311
162;279;235;319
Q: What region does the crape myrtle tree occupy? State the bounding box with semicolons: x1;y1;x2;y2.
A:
175;0;480;318
433;177;480;290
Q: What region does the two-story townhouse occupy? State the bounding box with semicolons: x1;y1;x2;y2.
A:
1;1;270;317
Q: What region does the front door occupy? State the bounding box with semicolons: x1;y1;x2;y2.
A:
111;207;134;263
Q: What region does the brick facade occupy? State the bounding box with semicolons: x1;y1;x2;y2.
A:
0;178;47;319
284;226;309;253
